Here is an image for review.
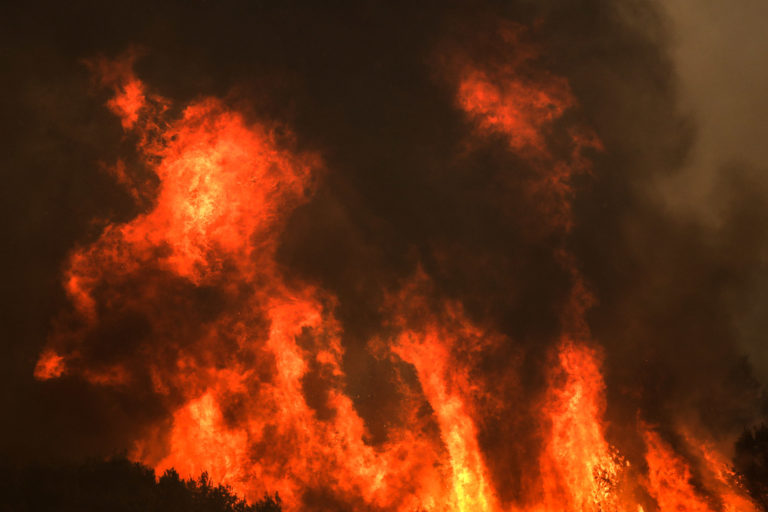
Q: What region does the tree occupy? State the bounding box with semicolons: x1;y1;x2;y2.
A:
734;423;768;510
0;457;282;512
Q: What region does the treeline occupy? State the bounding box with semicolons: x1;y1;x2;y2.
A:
1;426;767;512
0;457;281;512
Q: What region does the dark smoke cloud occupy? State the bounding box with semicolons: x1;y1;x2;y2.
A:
1;0;767;505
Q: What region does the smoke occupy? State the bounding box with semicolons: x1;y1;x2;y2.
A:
661;0;768;384
2;0;767;509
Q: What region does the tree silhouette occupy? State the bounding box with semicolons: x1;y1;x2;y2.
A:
0;457;281;512
734;423;768;510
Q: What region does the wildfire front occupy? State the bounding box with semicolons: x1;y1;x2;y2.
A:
3;2;768;511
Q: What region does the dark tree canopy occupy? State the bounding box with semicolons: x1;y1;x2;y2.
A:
0;457;281;512
735;424;768;510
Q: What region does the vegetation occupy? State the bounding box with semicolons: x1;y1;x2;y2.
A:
734;423;768;510
0;457;280;512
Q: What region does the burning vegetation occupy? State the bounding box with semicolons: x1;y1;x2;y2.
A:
4;1;768;511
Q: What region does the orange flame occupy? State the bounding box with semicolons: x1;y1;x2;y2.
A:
389;290;500;512
538;341;625;512
33;40;761;512
643;429;716;512
33;349;66;380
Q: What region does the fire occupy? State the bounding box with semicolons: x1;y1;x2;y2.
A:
33;349;65;380
538;341;625;512
88;51;147;129
454;32;601;233
458;68;572;153
643;430;715;512
34;29;762;512
389;290;500;512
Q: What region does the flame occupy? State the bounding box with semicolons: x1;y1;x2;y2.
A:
455;39;600;233
88;51;147;129
33;35;762;512
34;349;65;380
538;341;625;512
643;429;715;512
458;68;572;153
389;290;500;512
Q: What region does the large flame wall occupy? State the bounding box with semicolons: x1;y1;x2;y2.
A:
20;8;766;512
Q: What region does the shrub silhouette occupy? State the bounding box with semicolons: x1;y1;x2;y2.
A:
0;456;281;512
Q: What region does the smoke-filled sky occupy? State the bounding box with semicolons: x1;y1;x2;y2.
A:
663;0;768;383
1;1;767;510
664;0;768;206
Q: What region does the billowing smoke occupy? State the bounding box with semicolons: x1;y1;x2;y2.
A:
2;1;767;510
